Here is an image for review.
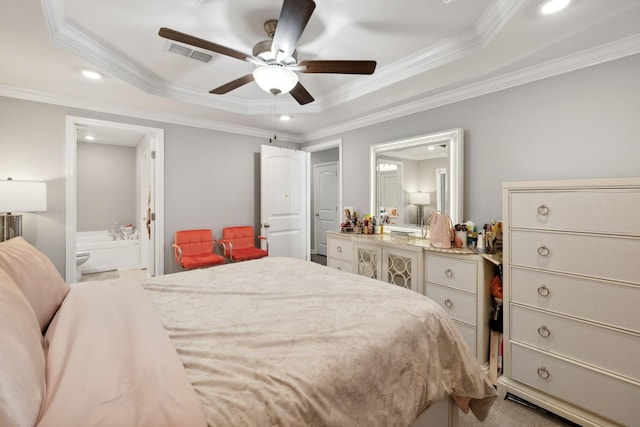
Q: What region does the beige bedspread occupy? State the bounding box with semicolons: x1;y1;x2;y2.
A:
144;257;497;426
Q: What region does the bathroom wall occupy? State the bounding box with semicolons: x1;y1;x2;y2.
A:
76;141;136;231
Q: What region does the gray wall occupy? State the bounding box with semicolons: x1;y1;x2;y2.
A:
304;53;640;228
0;98;67;272
77;142;136;231
2;53;639;276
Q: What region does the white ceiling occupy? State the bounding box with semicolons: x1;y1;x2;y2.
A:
1;0;640;143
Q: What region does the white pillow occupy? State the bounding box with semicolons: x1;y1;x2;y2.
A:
0;267;46;427
0;237;69;333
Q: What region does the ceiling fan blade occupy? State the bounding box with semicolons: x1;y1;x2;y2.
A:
289;82;315;105
271;0;316;60
298;60;377;74
209;74;255;94
159;27;250;62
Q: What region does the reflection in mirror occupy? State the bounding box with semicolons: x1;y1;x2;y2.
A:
370;129;464;232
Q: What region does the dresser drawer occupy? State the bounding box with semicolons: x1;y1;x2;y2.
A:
327;236;353;261
510;230;640;284
426;255;477;293
511;267;640;333
510;189;640;235
454;320;476;355
510;344;640;427
327;257;352;273
426;283;476;326
511;305;640;380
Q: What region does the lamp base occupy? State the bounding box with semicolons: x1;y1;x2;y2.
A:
0;214;22;242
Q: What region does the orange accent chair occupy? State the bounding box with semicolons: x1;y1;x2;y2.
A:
172;229;225;270
218;226;268;262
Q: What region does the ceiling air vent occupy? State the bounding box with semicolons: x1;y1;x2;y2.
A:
167;43;212;63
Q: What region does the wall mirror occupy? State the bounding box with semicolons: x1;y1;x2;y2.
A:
370;128;464;233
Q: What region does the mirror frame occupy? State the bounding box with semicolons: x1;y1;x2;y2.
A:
370;128;464;229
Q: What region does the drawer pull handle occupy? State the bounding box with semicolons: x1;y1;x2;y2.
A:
337;246;342;253
444;298;453;309
537;325;551;338
537;245;550;256
537;204;550;215
444;268;454;279
537;366;550;380
537;285;550;297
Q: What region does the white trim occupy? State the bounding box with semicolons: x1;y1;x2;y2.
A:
65;116;165;283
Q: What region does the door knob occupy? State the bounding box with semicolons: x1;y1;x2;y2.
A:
263;223;271;228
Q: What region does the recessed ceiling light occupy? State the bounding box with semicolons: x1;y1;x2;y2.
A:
85;135;95;141
539;0;570;15
81;69;102;80
279;115;291;121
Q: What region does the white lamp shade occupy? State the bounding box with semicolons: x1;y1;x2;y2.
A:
0;180;47;213
253;64;299;95
410;192;431;205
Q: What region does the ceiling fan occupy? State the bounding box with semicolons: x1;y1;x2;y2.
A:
158;0;376;105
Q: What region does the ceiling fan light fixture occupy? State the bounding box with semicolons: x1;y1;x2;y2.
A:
253;64;298;95
539;0;570;15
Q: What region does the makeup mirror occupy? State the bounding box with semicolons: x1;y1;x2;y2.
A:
370;128;464;233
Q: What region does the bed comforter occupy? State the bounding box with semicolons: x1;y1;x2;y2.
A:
142;257;497;426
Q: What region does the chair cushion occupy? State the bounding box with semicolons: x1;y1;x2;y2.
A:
231;247;268;262
175;229;215;256
222;226;256;251
181;253;225;270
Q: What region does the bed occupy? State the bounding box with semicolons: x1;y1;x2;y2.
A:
0;237;497;427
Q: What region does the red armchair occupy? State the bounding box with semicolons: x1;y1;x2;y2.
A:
172;229;225;270
218;226;268;262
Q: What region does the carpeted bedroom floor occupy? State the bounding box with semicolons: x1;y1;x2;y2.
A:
459;394;578;426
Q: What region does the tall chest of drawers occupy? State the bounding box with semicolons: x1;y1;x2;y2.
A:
499;178;640;427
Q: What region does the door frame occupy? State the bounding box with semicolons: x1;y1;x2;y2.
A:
304;139;343;255
65;116;165;283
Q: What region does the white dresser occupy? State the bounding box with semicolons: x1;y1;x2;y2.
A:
327;232;354;273
327;232;424;294
326;232;493;368
425;252;493;371
499;178;640;427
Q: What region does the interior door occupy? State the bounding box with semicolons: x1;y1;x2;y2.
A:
314;162;338;256
261;145;308;259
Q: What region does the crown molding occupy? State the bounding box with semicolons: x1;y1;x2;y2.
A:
301;34;640;143
0;84;301;142
475;0;527;47
39;0;510;115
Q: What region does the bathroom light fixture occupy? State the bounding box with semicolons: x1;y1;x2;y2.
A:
539;0;570;15
253;64;298;95
279;115;291;121
0;178;47;242
81;69;102;80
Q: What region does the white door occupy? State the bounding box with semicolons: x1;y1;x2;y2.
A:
314;162;338;256
261;145;308;259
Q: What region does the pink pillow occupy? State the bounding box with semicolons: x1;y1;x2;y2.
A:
0;237;69;333
0;267;46;427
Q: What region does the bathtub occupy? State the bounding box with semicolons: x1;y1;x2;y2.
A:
77;230;142;274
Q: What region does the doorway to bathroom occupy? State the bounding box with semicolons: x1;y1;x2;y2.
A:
65;116;165;283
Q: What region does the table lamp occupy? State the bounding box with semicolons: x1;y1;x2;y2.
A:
0;178;47;241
